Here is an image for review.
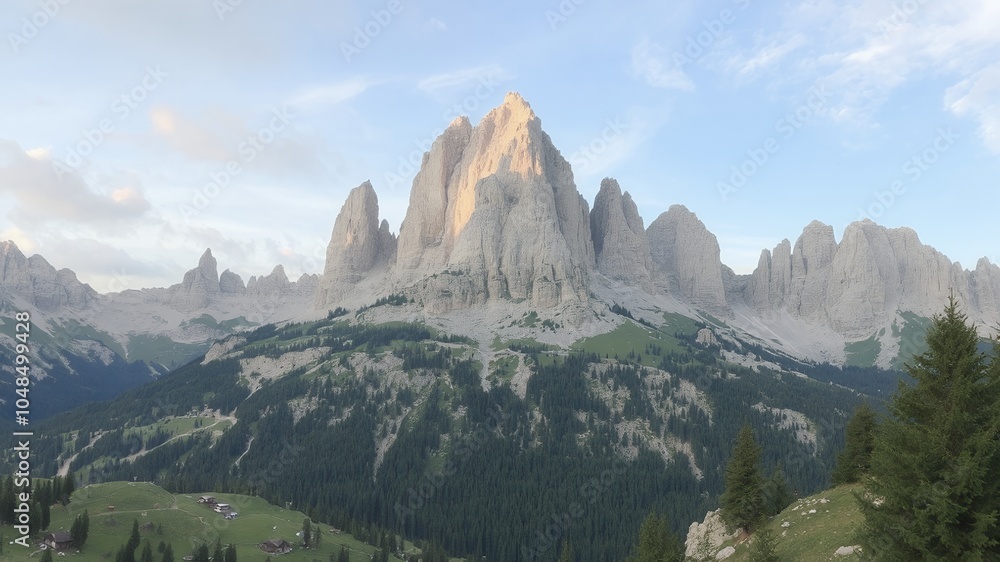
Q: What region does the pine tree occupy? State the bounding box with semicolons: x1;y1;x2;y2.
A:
161;543;174;562
337;546;349;562
832;402;878;485
141;541;154;562
42;548;54;562
763;466;794;517
302;518;311;548
225;543;237;562
720;424;766;533
858;297;1000;559
192;543;210;562
747;525;780;562
627;511;684;562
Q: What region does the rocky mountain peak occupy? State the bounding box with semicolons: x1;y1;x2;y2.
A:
386;91;594;315
647;205;729;314
315;181;396;308
590;178;654;290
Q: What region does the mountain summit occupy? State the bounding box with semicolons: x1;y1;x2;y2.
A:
318;91;595;318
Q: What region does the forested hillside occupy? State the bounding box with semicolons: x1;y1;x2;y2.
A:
2;315;901;560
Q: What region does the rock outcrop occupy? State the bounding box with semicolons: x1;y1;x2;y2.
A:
0;241;97;311
647;205;729;315
390;92;595;313
315;181;396;308
590;178;655;291
740;219;996;340
219;269;246;294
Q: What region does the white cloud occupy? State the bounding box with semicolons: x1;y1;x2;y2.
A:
631;39;695;92
944;62;1000;152
0;140;152;225
429;18;448;31
288;77;377;110
417;65;509;97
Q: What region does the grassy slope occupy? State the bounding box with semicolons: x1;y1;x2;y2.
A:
0;482;432;562
719;484;864;562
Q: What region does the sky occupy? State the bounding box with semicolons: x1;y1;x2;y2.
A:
1;0;999;293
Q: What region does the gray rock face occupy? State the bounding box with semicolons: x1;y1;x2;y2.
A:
590;178;655;291
744;219;997;339
647;205;729;315
315;181;396;308
171;249;221;310
393;92;594;312
219;269;246;294
0;241;97;311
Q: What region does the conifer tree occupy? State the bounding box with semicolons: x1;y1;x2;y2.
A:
141;541;154;562
720;424;766;533
161;543;174;562
832;402;878;485
302;518;311;548
763;466;794;517
626;511;684;562
858;297;1000;559
41;548;54;562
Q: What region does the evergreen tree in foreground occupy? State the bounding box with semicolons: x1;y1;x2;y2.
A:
858;297;1000;559
626;511;685;562
832;401;878;485
720;424;766;534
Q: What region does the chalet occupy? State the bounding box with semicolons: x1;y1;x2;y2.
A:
198;496;216;504
223;512;238;520
44;532;73;551
259;539;293;555
213;503;231;513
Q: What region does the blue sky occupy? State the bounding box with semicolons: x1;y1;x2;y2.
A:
1;0;998;292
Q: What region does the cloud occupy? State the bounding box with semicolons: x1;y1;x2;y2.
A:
149;106;238;161
631;39;695;92
36;237;175;292
0;140;151;225
287;76;377;110
738;0;1000;134
944;62;1000;152
727;32;807;80
417;65;509;97
429;18;448;32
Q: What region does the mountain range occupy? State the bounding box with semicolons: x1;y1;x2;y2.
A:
2;91;999;418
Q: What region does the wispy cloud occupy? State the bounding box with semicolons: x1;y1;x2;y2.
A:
288;76;377;109
631;39;695;92
417;65;509;97
944;62;1000;152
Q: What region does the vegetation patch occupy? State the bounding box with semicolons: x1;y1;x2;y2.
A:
721;484;864;562
126;334;207;369
844;334;881;367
